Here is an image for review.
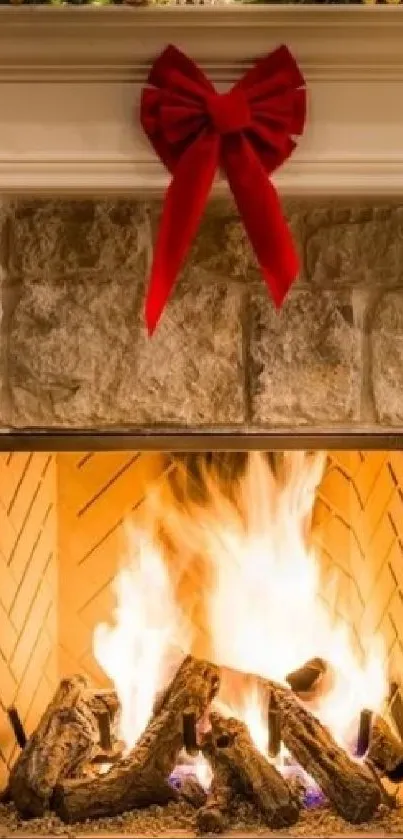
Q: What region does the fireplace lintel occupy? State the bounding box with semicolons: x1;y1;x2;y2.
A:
1;431;403;452
1;4;403;197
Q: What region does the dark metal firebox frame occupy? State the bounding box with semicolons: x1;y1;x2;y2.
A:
1;431;403;451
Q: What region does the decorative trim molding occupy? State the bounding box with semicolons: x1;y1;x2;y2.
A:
1;157;403;199
0;5;403;197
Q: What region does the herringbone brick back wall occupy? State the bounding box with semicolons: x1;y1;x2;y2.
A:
0;453;58;790
57;451;170;685
312;451;403;682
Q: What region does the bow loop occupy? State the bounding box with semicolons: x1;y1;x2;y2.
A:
148;44;215;96
159;95;206;145
140;43;306;334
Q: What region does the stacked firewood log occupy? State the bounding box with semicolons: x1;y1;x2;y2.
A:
2;656;403;830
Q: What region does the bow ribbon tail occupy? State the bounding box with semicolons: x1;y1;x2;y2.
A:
145;132;219;335
223;134;299;308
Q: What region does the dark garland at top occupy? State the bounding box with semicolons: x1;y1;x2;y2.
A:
0;0;401;7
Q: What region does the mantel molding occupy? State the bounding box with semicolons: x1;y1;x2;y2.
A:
0;5;403;197
1;5;403;80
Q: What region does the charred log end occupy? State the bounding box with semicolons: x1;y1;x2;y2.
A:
286;657;327;694
268;690;281;759
183;711;199;756
7;707;27;749
216;734;232;749
356;709;373;758
96;710;112;752
386;762;403;783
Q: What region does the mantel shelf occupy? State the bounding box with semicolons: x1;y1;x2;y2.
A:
0;4;403;197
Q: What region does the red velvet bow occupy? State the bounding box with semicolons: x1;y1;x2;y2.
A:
141;44;306;334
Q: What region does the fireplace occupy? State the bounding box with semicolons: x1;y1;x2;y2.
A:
1;446;403;837
1;3;403;836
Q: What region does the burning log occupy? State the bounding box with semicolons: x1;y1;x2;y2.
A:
389;682;403;740
179;775;207;809
54;655;220;823
286;658;334;703
267;682;381;823
202;712;300;829
196;745;235;834
219;666;381;824
367;714;403;782
8;675;115;817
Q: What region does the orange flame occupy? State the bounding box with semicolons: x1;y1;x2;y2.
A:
93;453;387;767
93;525;191;751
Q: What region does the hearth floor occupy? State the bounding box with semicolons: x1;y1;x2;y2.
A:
2;800;403;838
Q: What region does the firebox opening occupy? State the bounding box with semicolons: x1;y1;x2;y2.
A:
1;448;403;837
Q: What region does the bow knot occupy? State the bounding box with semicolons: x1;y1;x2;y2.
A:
206;89;251;135
141;44;306;334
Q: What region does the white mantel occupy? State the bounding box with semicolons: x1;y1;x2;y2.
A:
0;4;403;197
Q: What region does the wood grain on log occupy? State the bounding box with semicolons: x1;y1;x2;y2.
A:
389;683;403;741
196;735;238;834
367;714;403;781
267;683;381;823
178;775;207;809
87;689;119;721
54;655;220;823
8;675;99;818
205;712;300;829
196;761;233;833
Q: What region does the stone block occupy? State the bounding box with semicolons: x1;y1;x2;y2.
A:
371;291;403;425
306;205;403;288
9;200;151;278
249;289;362;427
9;271;244;428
